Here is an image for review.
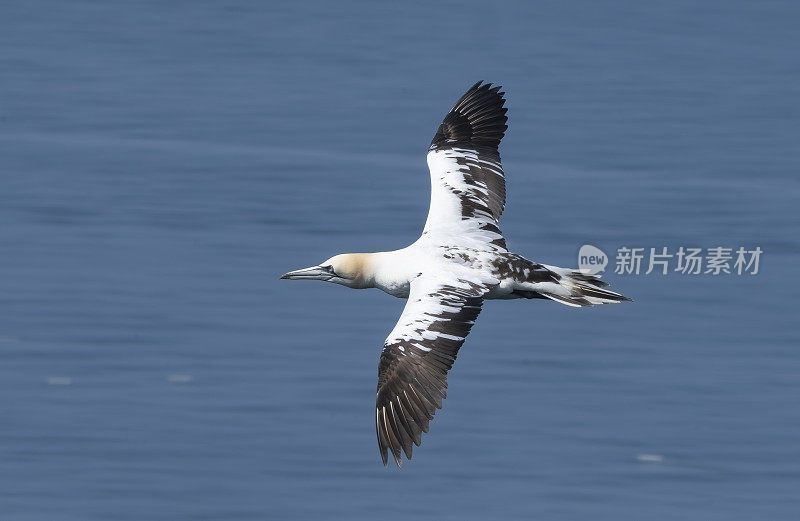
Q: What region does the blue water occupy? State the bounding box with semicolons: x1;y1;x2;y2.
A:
2;2;799;520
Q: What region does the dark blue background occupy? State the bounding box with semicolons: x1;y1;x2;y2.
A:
2;1;798;519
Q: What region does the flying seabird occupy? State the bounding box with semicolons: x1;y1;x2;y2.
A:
281;82;629;466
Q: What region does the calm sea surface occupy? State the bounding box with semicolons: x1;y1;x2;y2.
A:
2;2;799;520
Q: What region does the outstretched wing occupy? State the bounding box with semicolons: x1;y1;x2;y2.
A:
424;81;509;250
375;276;491;466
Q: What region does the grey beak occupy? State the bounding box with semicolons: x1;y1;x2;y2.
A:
280;266;332;281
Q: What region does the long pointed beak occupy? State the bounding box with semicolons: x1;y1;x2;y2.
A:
280;265;332;281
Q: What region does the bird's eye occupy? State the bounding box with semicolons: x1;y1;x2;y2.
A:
323;265;337;276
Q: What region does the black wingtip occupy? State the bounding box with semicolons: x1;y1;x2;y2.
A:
430;81;508;151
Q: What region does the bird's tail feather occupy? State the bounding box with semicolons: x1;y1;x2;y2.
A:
533;267;630;307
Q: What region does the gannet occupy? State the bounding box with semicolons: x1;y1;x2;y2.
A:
282;82;629;466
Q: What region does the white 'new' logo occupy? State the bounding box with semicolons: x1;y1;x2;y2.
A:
578;244;608;275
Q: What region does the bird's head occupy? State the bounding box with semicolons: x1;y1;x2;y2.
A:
280;253;372;288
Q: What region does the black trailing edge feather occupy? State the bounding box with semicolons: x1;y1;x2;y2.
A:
430;81;508;151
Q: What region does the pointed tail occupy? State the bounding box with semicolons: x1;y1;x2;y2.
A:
534;266;631;307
